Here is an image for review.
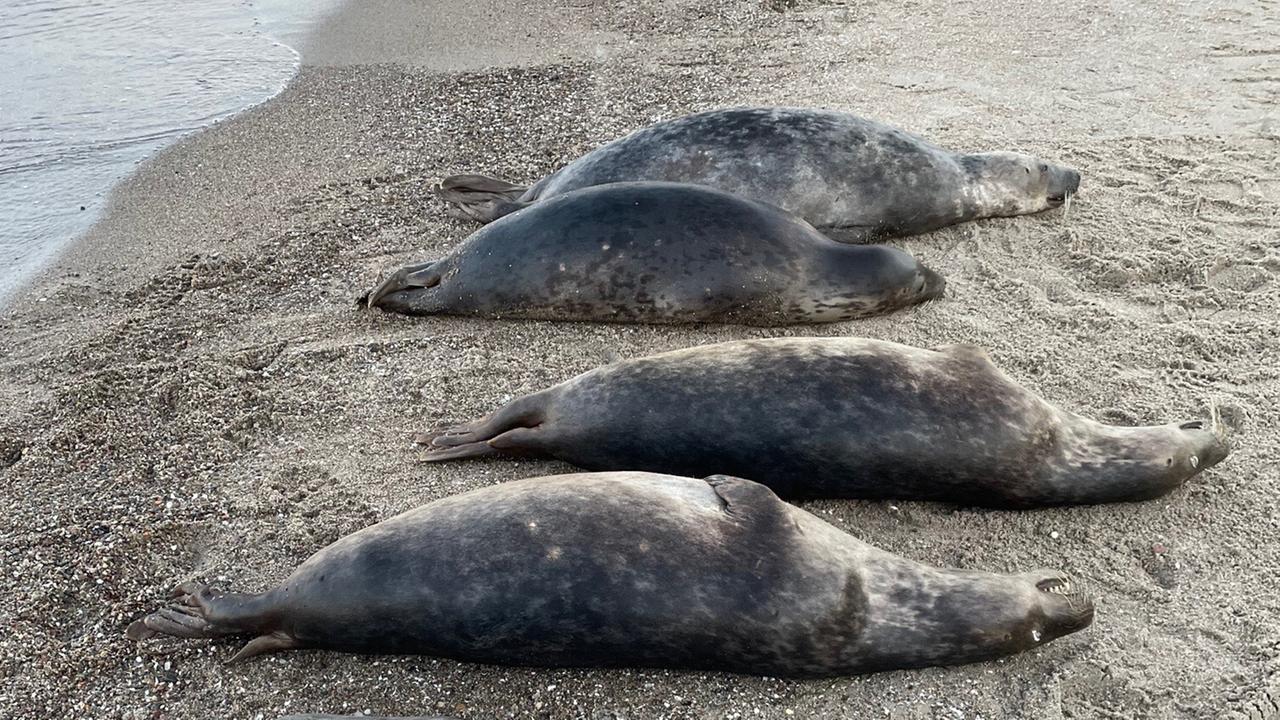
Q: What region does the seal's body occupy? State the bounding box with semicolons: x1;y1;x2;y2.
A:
423;338;1229;507
128;473;1092;675
368;182;943;325
438;107;1081;241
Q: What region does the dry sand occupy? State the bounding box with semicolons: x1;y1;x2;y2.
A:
1;0;1278;718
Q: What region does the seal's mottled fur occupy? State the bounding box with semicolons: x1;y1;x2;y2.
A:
437;107;1081;241
422;338;1229;506
368;182;943;325
128;473;1092;674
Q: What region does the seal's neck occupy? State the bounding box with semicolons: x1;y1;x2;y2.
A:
955;152;1044;220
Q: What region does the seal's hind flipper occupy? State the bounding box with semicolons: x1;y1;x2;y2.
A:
435;174;530;223
416;392;551;462
127;604;221;640
420;439;504;462
439;173;527;197
367;261;442;309
127;581;274;644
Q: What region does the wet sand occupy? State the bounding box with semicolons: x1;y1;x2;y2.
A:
1;1;1278;718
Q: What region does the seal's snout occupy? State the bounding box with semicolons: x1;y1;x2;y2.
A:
1179;419;1231;471
1046;166;1081;206
917;265;946;300
1065;169;1081;194
1030;571;1094;640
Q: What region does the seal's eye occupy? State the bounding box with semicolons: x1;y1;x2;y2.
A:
1024;167;1031;175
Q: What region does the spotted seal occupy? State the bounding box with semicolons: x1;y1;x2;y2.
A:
420;338;1230;507
367;182;943;324
437;107;1081;241
127;472;1093;674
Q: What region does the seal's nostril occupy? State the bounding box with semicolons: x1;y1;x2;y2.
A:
1180;420;1204;430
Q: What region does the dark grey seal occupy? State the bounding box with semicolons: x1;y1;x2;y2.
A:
127;472;1093;675
367;182;943;325
437;107;1081;241
420;338;1230;507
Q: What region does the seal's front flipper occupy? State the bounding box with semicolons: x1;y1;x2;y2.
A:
704;475;786;518
816;222;887;244
366;261;442;309
228;630;298;663
436;174;530;223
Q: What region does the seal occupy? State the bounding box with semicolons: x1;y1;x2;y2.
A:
436;107;1082;241
420;338;1230;507
127;472;1093;675
367;182;944;324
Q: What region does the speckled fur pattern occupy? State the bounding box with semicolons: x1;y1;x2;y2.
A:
369;182;943;325
127;473;1093;675
439;107;1081;240
422;338;1230;507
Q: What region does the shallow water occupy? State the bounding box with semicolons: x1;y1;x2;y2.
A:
0;0;333;303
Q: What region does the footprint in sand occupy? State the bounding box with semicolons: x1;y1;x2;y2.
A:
1208;262;1273;293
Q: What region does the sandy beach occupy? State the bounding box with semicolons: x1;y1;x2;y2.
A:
1;0;1278;718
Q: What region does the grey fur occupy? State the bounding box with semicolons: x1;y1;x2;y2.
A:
128;473;1092;675
369;182;944;325
421;337;1230;507
437;107;1081;241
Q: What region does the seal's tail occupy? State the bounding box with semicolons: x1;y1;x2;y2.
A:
127;581;297;663
416;392;549;461
435;174;530;223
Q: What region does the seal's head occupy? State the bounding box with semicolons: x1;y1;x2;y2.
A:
880;248;947;308
820;245;946;319
1023;416;1232;506
911;261;947;304
1025;570;1096;646
961;151;1081;217
1169;418;1232;473
860;565;1093;671
950;568;1094;662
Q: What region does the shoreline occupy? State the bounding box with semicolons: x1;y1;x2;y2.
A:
0;0;337;309
2;1;1278;719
